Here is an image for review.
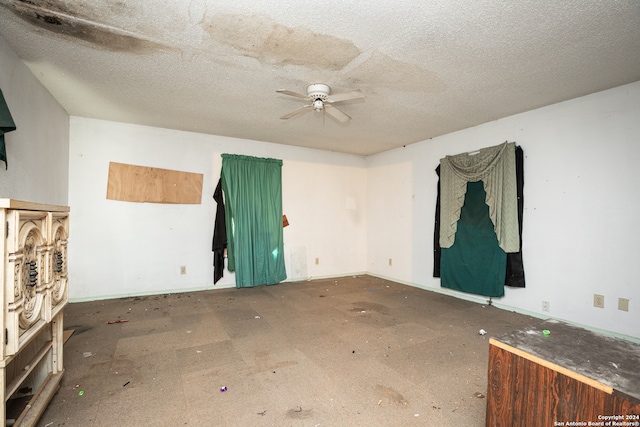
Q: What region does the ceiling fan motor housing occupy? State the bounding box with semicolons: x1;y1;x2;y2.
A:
307;83;331;99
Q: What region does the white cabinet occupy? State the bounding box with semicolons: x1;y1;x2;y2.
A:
0;199;69;426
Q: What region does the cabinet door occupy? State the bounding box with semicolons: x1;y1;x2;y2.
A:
5;210;49;355
48;212;69;319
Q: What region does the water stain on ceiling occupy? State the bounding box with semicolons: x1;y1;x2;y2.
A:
3;0;165;53
203;13;361;70
202;12;445;94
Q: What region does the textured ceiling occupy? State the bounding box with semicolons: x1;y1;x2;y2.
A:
1;0;639;156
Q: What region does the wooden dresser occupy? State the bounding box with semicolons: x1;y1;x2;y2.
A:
0;199;69;426
486;319;640;427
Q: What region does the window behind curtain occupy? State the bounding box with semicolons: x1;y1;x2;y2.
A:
221;154;287;288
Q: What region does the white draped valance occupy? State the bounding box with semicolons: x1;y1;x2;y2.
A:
439;142;519;252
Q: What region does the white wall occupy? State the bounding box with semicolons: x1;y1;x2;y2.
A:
0;36;69;204
282;160;367;280
68;117;367;300
366;81;640;340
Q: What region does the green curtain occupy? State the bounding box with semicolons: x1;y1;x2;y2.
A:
441;181;506;297
221;154;287;288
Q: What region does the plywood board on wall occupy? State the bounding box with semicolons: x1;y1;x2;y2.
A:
107;162;203;204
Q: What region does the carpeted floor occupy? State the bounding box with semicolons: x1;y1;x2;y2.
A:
35;275;537;426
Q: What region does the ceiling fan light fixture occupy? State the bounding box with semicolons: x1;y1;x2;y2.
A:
277;83;364;122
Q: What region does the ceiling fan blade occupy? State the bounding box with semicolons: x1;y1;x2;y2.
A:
326;89;364;103
280;104;313;120
276;89;309;100
324;104;351;123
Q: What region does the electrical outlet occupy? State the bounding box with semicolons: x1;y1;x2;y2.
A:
315;258;319;265
180;266;187;275
594;294;605;309
542;301;550;312
389;258;393;266
618;298;629;312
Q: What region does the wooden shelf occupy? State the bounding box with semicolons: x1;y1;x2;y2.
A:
13;371;64;427
4;341;53;400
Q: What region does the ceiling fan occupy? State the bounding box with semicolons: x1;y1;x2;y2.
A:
277;83;364;123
